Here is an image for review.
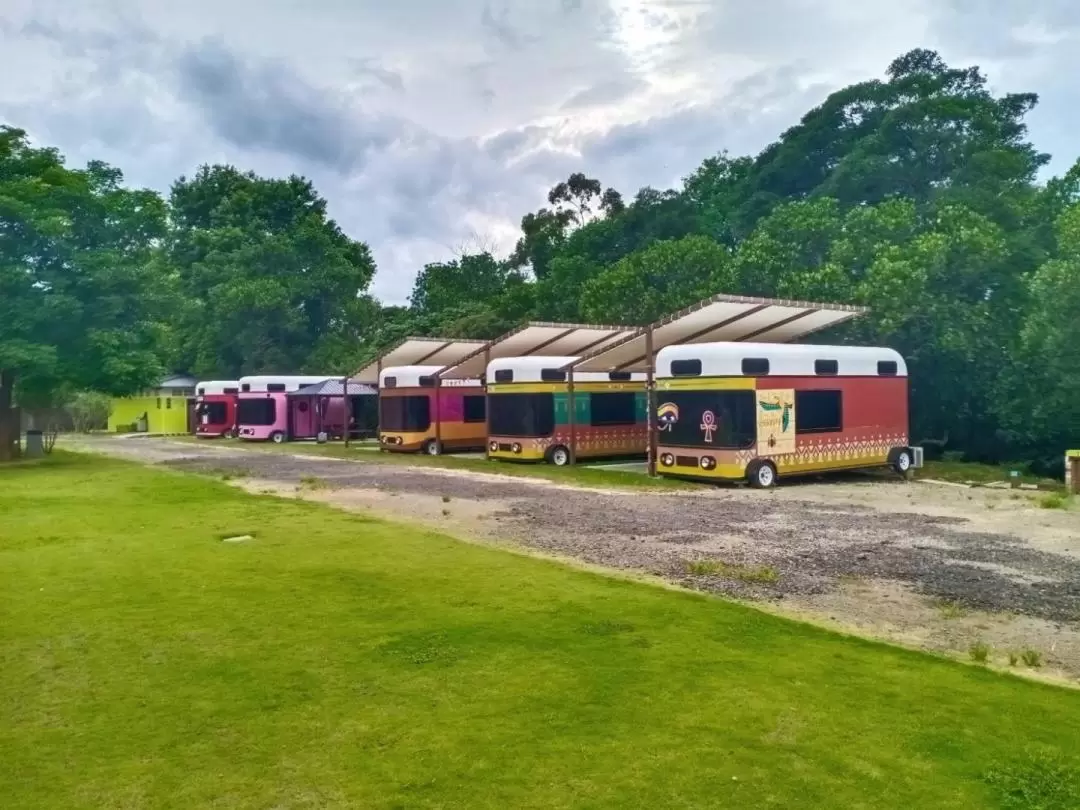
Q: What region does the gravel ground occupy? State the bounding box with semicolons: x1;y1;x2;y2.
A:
78;436;1080;625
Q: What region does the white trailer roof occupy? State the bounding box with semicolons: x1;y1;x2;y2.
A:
438;322;635;380
195;380;240;395
656;342;906;378
568;294;867;373
487;355;647;384
354;337;487;384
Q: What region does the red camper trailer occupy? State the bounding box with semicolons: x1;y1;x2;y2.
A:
194;380;240;438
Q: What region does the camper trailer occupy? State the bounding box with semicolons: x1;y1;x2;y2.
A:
236;375;333;442
653;342;916;487
194;380;240;438
485;356;647;466
378;365;486;454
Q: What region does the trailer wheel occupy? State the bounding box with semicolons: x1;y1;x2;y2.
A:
423;439;442;456
547;445;571;467
747;460;777;489
892;448;913;476
269;431;285;444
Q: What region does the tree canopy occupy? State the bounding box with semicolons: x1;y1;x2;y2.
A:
2;48;1078;470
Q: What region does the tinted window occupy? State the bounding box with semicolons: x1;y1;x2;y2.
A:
197;401;228;424
493;369;513;383
197;387;205;396
488;393;555;437
237;398;276;426
267;383;287;392
350;394;379;431
380;395;431;432
608;371;632;381
670;359;702;377
656;390;755;449
224;387;239;395
541;368;567;382
418;375;436;387
741;358;770;375
463;395;486;423
878;360;898;376
590;392;637;426
241;383;251;392
795;390;842;433
814;359;839;376
383;376;397;388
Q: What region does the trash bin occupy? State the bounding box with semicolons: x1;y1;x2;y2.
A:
136;415;148;432
24;429;44;459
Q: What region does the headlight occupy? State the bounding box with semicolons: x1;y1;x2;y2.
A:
489;441;498;452
511;443;522;454
660;453;675;467
700;456;716;470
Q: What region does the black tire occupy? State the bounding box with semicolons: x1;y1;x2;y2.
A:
423;439;442;456
269;431;285;444
747;460;778;489
892;448;913;476
547;445;571;467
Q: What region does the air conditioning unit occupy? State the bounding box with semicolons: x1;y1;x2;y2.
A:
912;446;925;469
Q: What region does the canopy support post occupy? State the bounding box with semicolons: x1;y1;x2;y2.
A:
568;372;577;466
646;325;657;477
434;376;442;453
483;347;491;459
343;377;351;448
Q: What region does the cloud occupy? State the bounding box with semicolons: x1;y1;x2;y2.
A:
3;0;1080;307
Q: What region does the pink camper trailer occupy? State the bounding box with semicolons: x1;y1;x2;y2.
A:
194;380;240;438
236;375;333;443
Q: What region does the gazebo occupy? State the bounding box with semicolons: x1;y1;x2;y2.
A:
287;379;378;441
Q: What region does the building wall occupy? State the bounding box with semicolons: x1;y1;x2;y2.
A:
108;395;191;434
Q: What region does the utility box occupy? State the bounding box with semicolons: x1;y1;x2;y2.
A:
24;429;44;459
1068;450;1080;495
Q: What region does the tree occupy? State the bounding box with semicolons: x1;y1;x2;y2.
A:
0;127;169;430
167;165;377;377
581;235;734;325
65;391;113;433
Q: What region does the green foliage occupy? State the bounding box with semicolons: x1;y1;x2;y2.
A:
63;391;112;433
969;641;991;664
0;126;168;405
166;165;376;378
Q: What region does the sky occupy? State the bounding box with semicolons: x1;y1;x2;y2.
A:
1;1;1077;303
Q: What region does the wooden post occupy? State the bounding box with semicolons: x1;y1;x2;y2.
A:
567;371;577;465
434;376;442;453
646;326;657;477
343;377;351;448
1067;451;1080;495
483;347;491;459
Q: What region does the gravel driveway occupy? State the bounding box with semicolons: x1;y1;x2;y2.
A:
73;435;1080;678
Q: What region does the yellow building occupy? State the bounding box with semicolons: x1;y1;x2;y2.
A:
108;375;197;434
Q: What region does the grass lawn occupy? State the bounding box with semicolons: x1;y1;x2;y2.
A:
2;454;1079;809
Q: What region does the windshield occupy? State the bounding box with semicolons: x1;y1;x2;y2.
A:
656;390;756;449
380;395;431;432
488;393;555;438
197;401;228;425
237;398;276;426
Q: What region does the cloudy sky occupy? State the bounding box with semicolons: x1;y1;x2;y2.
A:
1;1;1076;303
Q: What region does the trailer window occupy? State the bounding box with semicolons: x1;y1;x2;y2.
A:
197;401;228;424
417;375;437;387
590;392;638;426
237;398;276;426
608;371;632;381
795;390;842;434
463;395;486;423
241;383;251;392
488;393;555;438
224;387;239;395
877;360;898;376
541;368;567;382
380;395;431;432
267;383;287;392
741;358;770;376
670;359;702;377
814;359;839;376
657;390;755;449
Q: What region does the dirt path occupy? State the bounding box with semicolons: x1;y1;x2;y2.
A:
71;435;1080;682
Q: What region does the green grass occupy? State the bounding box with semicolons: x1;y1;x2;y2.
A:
1038;492;1071;510
3;453;1080;809
918;459;1064;491
686;559;781;584
171;435;696;491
